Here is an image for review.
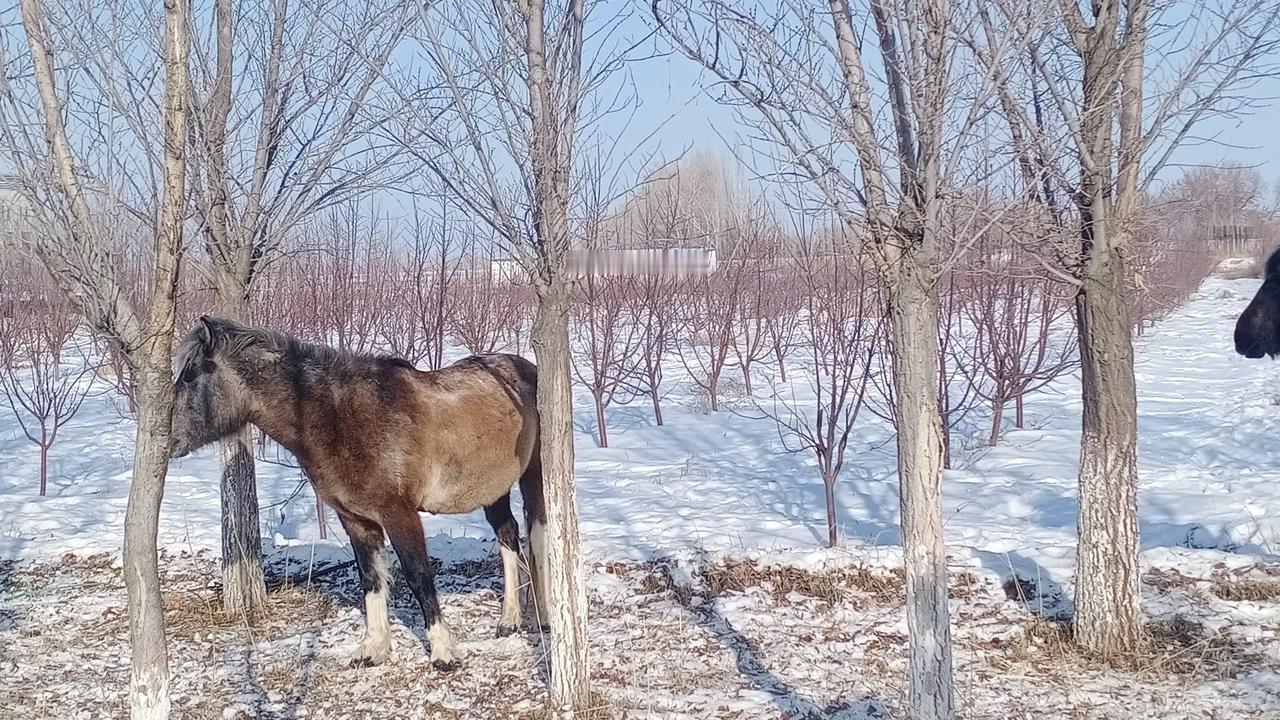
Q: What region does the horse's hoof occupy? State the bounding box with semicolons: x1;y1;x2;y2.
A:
496;624;517;638
432;659;461;672
350;657;378;669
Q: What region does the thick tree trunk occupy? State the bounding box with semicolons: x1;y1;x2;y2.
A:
218;428;265;618
886;263;954;720
531;285;590;715
1073;234;1141;656
124;363;176;720
213;294;266;620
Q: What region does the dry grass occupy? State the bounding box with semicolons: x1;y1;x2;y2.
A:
1209;566;1280;602
1138;616;1263;679
982;611;1262;682
1142;567;1196;592
699;558;913;606
163;579;338;641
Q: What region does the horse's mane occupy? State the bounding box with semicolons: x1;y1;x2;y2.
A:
176;317;413;380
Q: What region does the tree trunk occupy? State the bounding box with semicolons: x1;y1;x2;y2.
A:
39;426;48;497
823;470;838;547
1015;394;1024;429
213;296;266;620
531;285;590;715
886;263;954;720
315;494;328;539
989;400;1003;446
1073;234;1141;656
218;428;265;619
650;386;664;426
593;388;608;448
124;363;177;720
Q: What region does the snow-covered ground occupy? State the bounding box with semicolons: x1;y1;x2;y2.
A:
2;277;1279;718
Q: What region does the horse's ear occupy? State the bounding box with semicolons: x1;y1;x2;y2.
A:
198;315;216;345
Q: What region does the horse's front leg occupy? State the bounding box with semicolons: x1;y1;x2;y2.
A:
338;513;392;666
384;510;459;671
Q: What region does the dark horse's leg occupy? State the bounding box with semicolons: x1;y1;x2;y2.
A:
519;457;549;630
338;512;392;666
484;494;523;637
384;510;458;671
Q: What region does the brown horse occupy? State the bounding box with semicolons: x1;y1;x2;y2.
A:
169;316;547;670
1236;247;1280;358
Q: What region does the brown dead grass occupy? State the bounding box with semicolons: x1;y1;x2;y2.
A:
699;558;911;606
1142;567;1196;592
986;613;1262;682
1209;570;1280;602
163;581;337;641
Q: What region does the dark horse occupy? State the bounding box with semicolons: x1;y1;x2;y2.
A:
1236;248;1280;358
169;316;547;670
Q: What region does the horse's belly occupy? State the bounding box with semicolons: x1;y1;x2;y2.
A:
417;459;523;515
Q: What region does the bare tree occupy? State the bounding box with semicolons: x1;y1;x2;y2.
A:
572;270;643;447
957;236;1077;445
5;0;191;716
179;0;413;618
974;0;1279;655
0;269;93;496
652;0;1027;713
679;267;742;412
769;235;879;547
400;201;461;369
386;0;637;707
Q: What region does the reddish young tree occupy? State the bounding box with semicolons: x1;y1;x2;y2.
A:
729;224;777;395
760;267;802;384
449;246;514;355
0;274;93;496
397;204;461;369
770;238;879;547
679;257;744;412
628;272;682;425
571;273;643;447
958;240;1077;445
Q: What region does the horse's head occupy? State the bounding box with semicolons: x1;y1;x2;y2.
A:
170;316;277;458
1235;248;1280;359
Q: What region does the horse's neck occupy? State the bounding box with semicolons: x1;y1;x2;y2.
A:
242;370;308;459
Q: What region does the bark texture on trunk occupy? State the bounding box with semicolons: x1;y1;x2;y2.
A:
1069;0;1145;654
1073;237;1141;655
531;286;590;715
218;428;265;618
124;363;176;720
212;294;266;619
886;262;954;720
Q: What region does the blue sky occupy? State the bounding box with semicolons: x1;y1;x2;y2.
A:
593;6;1280;194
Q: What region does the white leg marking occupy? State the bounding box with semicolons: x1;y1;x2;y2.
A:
529;520;550;627
357;553;391;664
499;544;522;632
428;618;457;667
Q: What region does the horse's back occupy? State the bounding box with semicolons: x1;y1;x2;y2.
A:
406;353;539;515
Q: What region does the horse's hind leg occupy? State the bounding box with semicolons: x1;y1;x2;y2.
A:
384;510;458;671
338;513;392;666
518;458;549;630
484;494;523;637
